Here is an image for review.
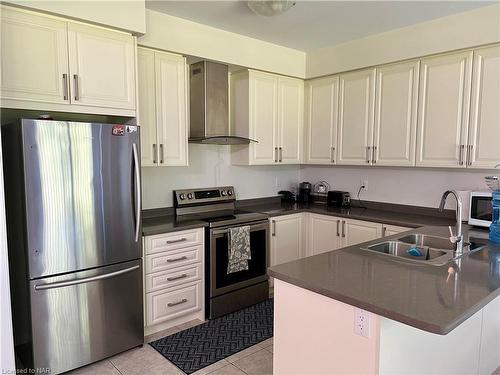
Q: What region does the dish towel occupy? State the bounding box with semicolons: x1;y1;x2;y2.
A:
227;225;251;274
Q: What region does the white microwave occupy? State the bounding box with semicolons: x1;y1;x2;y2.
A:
468;191;492;227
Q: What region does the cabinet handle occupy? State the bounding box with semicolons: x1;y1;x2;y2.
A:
153;144;157;164
166;237;187;244
167;298;188;307
459;145;465;166
336;220;340;237
62;74;69;100
372;146;377;164
331;146;335;163
279;147;283;162
160;144;164;164
166;256;188;263
274;147;278;163
382;226;387;237
167;273;188;282
272;220;276;236
467;145;473;166
366;146;371;164
342;220;346;238
73;74;80;101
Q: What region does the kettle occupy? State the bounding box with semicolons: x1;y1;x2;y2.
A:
313;181;330;194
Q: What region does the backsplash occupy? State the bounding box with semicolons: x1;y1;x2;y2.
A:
141;144;299;208
300;165;490;209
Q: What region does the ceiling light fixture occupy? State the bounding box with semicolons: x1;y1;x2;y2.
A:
247;1;296;16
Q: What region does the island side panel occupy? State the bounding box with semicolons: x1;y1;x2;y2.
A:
273;279;381;375
378;312;482;375
478;294;500;375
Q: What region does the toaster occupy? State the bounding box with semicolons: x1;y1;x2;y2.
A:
327;191;351;207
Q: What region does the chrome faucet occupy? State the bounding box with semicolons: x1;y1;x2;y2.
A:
439;190;464;253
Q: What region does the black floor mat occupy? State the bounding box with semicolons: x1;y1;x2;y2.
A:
149;299;273;374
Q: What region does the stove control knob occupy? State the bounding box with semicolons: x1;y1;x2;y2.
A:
179;193;186;200
187;193;193;199
221;190;227;196
227;190;233;196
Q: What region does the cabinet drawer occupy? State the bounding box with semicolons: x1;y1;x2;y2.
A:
145;246;202;275
145;264;202;293
146;281;202;326
145;228;204;254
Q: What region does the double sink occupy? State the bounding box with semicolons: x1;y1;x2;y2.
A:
361;234;485;266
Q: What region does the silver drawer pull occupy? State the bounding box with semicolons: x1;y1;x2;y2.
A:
166;274;187;282
166;238;187;244
62;73;68;100
73;74;80;101
166;256;188;263
167;298;188;307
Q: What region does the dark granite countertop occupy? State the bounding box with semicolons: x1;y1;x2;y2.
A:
268;225;500;335
142;208;208;236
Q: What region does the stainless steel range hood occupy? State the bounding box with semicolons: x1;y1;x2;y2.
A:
189;61;257;145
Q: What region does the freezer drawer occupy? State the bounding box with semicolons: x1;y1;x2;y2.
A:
28;260;143;374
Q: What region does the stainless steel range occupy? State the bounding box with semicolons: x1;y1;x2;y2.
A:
174;187;269;319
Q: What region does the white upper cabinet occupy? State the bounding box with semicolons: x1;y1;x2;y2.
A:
155;51;188;166
468;45;500;169
416;51;473;168
373;61;419;166
0;6;69;104
337;68;376;165
305;76;339;164
137;48;157;167
67;22;136;110
0;5;136;116
278;77;303;164
137;47;188;167
231;70;303;165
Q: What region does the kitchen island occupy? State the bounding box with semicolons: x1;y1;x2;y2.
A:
268;225;500;375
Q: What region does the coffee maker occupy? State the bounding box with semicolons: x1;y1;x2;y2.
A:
298;182;312;204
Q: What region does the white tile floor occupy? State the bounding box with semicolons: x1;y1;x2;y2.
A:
67;319;273;375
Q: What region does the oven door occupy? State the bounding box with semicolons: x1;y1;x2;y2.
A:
210;220;269;297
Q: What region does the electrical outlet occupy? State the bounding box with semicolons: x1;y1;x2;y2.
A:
354;308;371;338
361;180;368;192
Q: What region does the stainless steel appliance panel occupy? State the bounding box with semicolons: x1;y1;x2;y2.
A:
29;259;143;374
21;120;141;278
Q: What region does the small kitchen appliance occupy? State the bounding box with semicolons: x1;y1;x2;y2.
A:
328;191;351;207
173;187;269;319
468;191;493;228
298;182;312;203
485;170;500;243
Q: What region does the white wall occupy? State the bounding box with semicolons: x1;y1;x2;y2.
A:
4;0;146;34
300;166;491;208
142;145;299;209
0;134;15;372
306;3;500;78
139;9;306;78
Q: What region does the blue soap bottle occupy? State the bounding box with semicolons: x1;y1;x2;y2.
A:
490;189;500;243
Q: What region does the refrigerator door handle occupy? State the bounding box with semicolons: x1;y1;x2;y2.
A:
132;143;141;242
34;265;140;291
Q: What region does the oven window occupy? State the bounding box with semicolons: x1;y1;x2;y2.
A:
214;229;267;290
472;197;492;221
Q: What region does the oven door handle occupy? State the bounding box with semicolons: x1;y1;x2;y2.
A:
211;221;269;236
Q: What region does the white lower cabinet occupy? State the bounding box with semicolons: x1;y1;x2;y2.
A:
383;224;412;237
342;218;383;246
270;214;304;266
143;228;204;335
307;213;343;256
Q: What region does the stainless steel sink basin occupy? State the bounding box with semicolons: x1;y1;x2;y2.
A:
397;234;466;251
362;241;449;264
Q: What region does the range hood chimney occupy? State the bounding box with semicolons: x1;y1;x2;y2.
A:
189;61;256;145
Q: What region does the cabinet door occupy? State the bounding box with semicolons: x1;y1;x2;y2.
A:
383;224;411;237
249;72;278;165
305;76;338;164
0;6;69;104
155;51;188;166
68;22;136;110
337;68;376;165
374;61;419;166
468;45;500;169
270;214;303;266
416;51;472;168
137;47;158;167
308;214;342;256
342;219;382;247
278;77;303;164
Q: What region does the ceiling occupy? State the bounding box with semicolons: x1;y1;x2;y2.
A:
146;1;494;51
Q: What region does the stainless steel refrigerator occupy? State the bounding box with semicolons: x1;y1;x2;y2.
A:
2;119;143;374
